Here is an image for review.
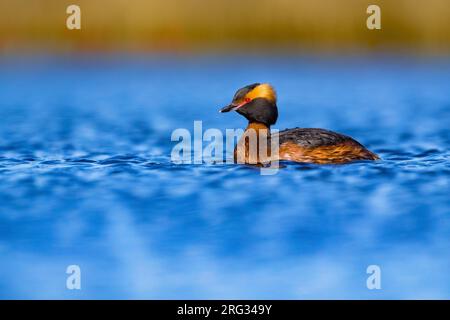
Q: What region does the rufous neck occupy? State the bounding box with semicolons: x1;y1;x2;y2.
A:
246;121;270;131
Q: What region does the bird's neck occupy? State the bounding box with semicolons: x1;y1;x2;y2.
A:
234;122;272;164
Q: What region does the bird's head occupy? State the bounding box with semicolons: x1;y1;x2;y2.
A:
219;83;278;127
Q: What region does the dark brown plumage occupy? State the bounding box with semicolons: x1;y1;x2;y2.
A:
275;127;379;164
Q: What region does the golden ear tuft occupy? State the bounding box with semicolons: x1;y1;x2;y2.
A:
246;83;277;103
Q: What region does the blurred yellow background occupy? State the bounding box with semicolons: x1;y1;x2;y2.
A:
1;0;450;54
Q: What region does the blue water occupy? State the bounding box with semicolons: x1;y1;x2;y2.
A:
0;55;449;299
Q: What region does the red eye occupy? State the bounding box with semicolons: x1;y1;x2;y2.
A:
245;98;251;103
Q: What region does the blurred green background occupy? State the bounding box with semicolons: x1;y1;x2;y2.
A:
1;0;450;54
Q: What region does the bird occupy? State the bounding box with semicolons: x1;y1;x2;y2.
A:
219;83;379;164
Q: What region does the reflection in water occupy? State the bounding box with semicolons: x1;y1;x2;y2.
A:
0;56;449;298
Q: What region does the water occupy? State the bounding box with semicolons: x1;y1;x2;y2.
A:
0;55;449;299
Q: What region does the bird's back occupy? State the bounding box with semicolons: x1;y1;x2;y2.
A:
276;128;361;147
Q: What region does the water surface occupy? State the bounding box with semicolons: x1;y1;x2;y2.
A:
0;55;449;299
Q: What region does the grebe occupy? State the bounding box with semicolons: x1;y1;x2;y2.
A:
220;83;379;164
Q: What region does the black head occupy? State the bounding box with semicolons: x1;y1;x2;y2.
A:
220;83;278;127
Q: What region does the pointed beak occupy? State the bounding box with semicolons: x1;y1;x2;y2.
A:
219;104;236;113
